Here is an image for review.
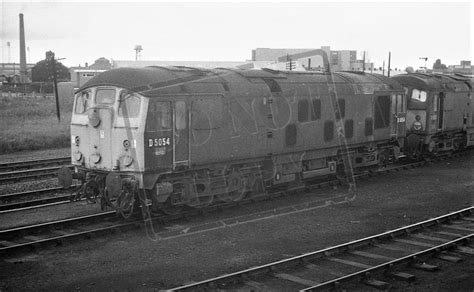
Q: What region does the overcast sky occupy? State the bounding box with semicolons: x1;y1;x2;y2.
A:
1;1;472;70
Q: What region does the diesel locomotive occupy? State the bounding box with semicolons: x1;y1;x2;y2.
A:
391;73;473;156
58;66;408;215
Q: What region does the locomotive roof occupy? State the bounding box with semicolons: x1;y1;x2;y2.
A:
78;66;211;94
391;73;472;92
78;66;403;96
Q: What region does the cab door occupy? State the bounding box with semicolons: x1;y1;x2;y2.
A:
391;93;406;138
144;101;173;171
173;100;189;169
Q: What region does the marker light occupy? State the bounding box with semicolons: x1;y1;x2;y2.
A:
123;139;130;149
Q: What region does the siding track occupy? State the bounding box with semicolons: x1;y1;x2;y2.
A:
169;207;473;291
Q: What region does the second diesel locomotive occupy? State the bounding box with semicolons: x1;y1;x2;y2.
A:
392;73;473;156
59;66;407;215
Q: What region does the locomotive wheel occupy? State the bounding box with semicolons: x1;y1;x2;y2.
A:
186;183;214;208
378;151;388;168
116;190;135;214
83;180;99;203
217;172;247;202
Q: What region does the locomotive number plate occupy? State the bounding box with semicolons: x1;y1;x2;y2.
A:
397;117;406;123
148;137;171;147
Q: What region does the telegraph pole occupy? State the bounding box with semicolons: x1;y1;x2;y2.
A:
387;52;391;77
46;51;64;122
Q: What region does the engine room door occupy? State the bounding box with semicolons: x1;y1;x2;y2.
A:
173;100;189;169
391;94;406;138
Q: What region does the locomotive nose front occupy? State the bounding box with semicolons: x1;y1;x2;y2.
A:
81;88;116;169
69;87;146;175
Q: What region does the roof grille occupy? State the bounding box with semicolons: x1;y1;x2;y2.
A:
262;78;282;93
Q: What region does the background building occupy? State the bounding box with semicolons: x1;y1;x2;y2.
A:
69;57;112;88
447;61;473;75
0;63;34;83
252;47;373;71
110;60;250;69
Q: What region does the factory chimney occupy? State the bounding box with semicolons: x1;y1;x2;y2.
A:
19;13;28;83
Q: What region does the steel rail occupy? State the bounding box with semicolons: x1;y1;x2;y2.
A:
0;194;73;213
0;211;117;240
0;156;70;172
168;206;473;291
0;152;470;255
0;186;70;200
0;165;73;184
0;185;80;213
0;160;422;213
302;234;472;291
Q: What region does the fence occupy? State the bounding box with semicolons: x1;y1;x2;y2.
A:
1;82;74;100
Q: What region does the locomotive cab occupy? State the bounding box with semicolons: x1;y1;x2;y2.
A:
70;87;147;174
392;73;472;155
58;85;149;208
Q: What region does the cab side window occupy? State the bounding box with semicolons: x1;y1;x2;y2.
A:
74;90;91;114
146;101;171;132
408;89;427;109
95;88;116;105
374;95;391;129
118;92;141;118
175;101;187;130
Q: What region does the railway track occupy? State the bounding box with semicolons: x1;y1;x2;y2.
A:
0;188;352;256
0;156;70;172
0;186;79;213
0;165;73;184
0;157;424;213
0;150;468;212
169;207;474;291
0;158;406;213
0;211;122;254
0;194;73;213
0;151;470;253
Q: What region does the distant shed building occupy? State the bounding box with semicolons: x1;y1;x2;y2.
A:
69;57;112;88
252;47;371;72
70;68;107;89
110;60;250;69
